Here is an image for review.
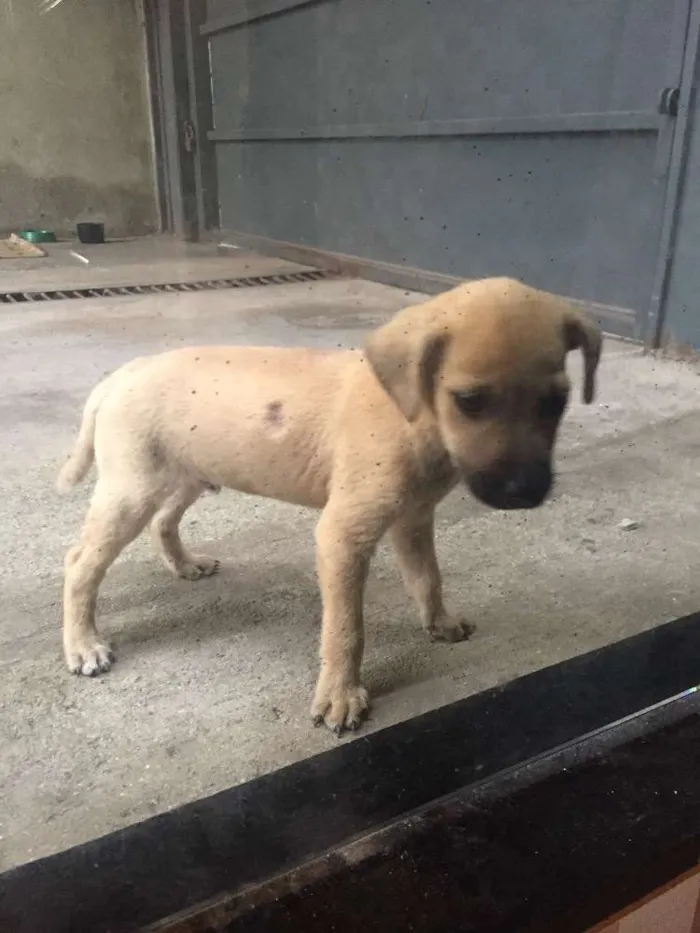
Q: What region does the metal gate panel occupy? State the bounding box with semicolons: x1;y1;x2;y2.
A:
216;135;657;310
207;0;671;125
202;0;690;331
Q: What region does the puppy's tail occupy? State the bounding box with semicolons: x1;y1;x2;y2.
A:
56;375;113;493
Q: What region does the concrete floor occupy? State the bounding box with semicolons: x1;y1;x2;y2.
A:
2;241;700;871
0;235;312;292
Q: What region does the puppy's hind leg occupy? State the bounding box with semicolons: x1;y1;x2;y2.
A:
150;484;220;581
63;481;156;676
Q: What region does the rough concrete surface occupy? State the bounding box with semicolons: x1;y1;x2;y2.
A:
0;237;314;293
2;253;700;871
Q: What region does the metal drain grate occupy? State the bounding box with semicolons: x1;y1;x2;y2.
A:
0;269;334;304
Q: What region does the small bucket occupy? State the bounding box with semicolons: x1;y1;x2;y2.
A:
76;222;105;245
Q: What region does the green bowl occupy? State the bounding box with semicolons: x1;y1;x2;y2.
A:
18;229;57;244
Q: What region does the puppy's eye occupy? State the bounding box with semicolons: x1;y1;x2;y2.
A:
453;389;492;418
538;392;568;419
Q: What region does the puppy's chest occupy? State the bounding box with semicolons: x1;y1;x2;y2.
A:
414;448;458;503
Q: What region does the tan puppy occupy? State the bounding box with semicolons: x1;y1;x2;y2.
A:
57;277;601;734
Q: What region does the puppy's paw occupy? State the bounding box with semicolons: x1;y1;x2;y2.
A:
65;637;114;677
428;614;475;644
178;554;220;581
311;679;370;737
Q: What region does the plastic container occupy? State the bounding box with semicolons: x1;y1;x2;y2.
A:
18;229;57;244
76;222;105;245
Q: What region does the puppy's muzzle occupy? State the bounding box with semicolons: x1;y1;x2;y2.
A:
466;461;553;510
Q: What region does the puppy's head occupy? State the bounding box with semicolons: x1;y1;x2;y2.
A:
365;277;602;510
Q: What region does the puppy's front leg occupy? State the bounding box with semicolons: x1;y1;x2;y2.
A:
390;509;473;643
312;502;388;735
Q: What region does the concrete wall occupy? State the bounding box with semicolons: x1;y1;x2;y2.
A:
0;0;157;238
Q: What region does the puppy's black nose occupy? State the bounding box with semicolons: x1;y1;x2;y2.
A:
503;471;543;501
468;462;552;510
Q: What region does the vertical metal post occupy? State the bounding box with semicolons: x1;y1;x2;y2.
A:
646;0;700;346
141;0;171;232
184;0;220;235
148;0;199;240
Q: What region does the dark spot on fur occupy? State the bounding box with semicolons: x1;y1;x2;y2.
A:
190;425;197;432
191;390;196;394
148;438;167;470
264;400;284;427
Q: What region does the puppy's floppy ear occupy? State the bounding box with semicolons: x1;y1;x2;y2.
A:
365;305;448;422
563;308;603;404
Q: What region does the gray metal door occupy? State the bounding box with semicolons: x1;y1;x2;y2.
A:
198;0;691;338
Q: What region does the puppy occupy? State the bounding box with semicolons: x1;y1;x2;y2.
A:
57;277;601;734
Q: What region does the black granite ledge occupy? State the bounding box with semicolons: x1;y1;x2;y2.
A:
2;612;700;933
155;697;700;933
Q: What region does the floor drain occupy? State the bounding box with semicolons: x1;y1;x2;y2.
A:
0;269;335;304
